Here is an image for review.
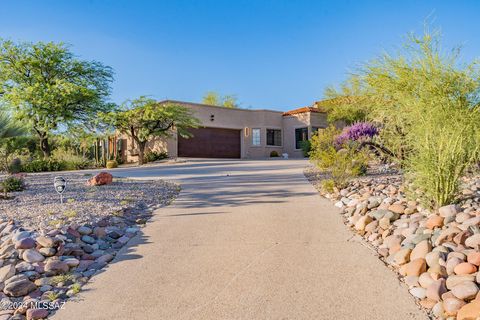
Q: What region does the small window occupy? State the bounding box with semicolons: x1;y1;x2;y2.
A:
295;127;308;149
266;129;282;146
252;128;261;146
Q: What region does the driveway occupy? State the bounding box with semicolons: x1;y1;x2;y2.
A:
53;159;426;320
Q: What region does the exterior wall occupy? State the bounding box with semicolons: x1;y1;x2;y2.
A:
118;101;330;162
168;102;285;159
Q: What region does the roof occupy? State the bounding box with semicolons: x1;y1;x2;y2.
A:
282;106;325;116
158;99;283;113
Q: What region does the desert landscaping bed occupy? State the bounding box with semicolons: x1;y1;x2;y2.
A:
0;172;179;320
306;165;480;320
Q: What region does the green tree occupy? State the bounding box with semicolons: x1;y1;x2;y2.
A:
0;40;114;158
102;97;200;165
0;111;27;172
329;29;480;207
202;91;239;108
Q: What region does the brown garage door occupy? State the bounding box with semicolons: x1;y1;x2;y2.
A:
178;127;241;158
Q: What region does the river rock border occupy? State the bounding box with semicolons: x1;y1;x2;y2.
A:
0;183;179;320
305;167;480;320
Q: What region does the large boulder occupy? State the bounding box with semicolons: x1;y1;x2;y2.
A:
86;172;113;186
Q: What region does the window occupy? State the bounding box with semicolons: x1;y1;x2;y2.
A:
266;129;282;146
252;128;261;146
295;127;308;149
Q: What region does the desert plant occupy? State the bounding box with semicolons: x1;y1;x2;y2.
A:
144;151;168;163
269;150;279;157
320;179;336;193
310;125;368;188
299;140;311;157
1;175;25;198
21;159;65;172
106;160;118;168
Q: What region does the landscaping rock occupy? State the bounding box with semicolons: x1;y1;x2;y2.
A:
22;250;44;263
451;281;479;300
3;279;36;297
86;172;113;186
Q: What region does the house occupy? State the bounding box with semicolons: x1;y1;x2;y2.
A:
119;100;330;162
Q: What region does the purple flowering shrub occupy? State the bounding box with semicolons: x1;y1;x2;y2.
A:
335;122;379;147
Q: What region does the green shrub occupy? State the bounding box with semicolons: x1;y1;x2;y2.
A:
320;179;336;193
310;125;368;188
2;175;25;192
21;159;65;172
300;140;311;157
52;149;92;170
145;151;168;163
106;160;118;169
8;158;22;174
269;150;279;157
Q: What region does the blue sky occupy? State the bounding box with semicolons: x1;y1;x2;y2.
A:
1;0;479;111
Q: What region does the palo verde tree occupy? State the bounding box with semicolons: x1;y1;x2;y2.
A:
102;97;200;165
202;91;239;108
0;40;114;158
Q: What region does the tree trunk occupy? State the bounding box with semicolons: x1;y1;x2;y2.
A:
138;141;146;165
39;135;51;158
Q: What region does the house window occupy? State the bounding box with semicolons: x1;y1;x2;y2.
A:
252;128;261;146
266;129;282;146
295;127;308;149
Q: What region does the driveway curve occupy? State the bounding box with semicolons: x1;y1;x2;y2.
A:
53;159;426;320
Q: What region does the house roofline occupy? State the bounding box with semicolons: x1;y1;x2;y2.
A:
158;100;284;114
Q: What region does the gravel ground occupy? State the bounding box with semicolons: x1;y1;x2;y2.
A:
0;172;180;231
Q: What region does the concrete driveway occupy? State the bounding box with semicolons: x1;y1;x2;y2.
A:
53;159;426;320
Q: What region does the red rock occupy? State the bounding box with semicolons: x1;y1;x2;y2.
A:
26;308;49;320
86;172;113;186
454;262;477;275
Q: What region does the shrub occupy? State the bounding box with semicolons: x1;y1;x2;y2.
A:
145;151;168;163
300;140;311;157
52;149;92;170
310;125;368;188
106;160;118;169
8;158;22;174
21;159;65;172
2;175;25;193
320;179;336;193
335;122;379;146
269;150;279;157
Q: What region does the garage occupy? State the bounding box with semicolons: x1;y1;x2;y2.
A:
178;127;241;158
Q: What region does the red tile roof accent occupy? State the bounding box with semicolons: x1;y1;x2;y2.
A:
282;106;324;116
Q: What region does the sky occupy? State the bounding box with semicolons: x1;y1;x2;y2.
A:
1;0;479;111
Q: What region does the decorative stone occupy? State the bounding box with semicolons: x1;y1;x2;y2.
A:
86;172;113;186
410;240;431;260
451;281;479;300
439;205;459;218
388;204;405;214
354;215;372;231
454;262;477;275
22;249;45;263
14;237;35;249
465;234;480;249
467;252;480;266
0;264;15;283
405;258;427;276
44;260;69;274
81;235;96;244
26;308;49;320
78;226;93;235
426;278;447;301
444;297;466;316
457;299;480;320
425;215;444;229
3;279;36;297
35;236;54;248
394;248;411;265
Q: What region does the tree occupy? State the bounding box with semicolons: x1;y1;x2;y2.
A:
102;97;200;165
0;111;27;172
0;40;114;158
202;91;239;108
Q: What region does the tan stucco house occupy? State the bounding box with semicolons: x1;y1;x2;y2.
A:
120;100;329;162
